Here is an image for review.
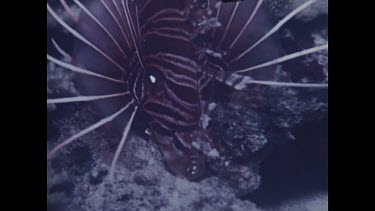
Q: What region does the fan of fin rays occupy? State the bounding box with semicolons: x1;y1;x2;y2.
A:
46;0;328;182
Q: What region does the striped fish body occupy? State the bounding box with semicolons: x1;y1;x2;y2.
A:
140;1;216;180
71;0;281;180
71;0;215;180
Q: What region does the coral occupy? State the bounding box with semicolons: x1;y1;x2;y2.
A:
47;105;262;210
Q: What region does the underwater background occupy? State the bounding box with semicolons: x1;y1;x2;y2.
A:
47;0;328;210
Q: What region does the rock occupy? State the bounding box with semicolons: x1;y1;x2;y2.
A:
47;105;263;210
266;192;328;211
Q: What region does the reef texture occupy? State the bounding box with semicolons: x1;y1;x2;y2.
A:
47;107;261;211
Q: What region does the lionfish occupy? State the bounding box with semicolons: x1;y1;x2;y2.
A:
47;0;328;181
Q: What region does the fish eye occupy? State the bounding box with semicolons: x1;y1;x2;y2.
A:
149;75;156;84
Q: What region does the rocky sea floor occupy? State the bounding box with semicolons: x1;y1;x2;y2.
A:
47;0;328;210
